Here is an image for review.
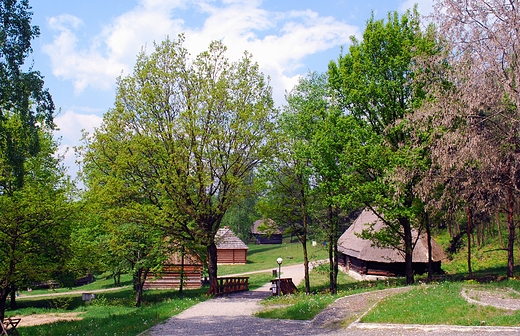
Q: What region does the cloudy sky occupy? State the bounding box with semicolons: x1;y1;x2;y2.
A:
28;0;434;178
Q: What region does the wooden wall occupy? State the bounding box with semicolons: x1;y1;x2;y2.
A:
143;265;202;290
217;249;247;264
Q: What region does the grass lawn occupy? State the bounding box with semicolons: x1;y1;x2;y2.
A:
361;281;520;326
12;287;208;336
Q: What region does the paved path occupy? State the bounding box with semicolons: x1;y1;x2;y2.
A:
141;263;520;336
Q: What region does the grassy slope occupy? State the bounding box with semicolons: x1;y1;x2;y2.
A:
361;226;520;326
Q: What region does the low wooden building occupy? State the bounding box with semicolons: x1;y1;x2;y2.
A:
216;226;248;264
338;209;446;277
251;219;283;244
143;253;203;290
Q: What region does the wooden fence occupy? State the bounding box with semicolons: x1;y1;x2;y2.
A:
208;277;249;295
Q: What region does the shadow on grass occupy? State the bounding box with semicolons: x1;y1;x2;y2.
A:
12;287;211;336
247;245;282;256
424;265;513;284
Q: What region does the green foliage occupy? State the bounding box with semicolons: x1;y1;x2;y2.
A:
328;8;440;284
0;127;73;319
0;0;55;189
221;193;259;242
82;35;277;286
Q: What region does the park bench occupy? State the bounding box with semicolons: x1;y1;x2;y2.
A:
1;317;21;335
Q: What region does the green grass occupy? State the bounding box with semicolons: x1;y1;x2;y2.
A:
11;287;209;336
436;228;520;280
218;242;329;275
361;281;520;326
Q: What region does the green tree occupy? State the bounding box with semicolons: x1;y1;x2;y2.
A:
0;0;59;321
329;9;436;284
1;0;54;189
0;127;71;321
82;36;277;287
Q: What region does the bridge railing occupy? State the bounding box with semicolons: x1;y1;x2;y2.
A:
208;276;249;295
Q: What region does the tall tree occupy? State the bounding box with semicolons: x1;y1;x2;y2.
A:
82;36;276;287
0;0;54;189
0;127;71;321
0;0;59;321
329;9;436;284
419;0;520;278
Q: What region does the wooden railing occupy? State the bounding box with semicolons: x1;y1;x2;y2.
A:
208;277;249;295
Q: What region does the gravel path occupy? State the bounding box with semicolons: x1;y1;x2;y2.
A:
140;264;520;336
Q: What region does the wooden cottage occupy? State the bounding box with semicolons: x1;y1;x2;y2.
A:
143;252;203;290
251;219;283;244
215;226;249;264
338;209;446;278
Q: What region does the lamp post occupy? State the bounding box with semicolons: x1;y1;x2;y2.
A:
277;257;283;296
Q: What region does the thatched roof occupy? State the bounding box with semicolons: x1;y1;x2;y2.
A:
251;218;282;235
338;209;446;263
215;226;249;250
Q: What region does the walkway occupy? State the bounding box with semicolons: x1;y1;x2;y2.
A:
140;264;520;336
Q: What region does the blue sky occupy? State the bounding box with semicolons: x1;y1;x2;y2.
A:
27;0;433;178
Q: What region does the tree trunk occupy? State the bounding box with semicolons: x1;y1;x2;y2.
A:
9;286;16;310
425;213;433;283
507;188;515;278
302;236;310;294
179;249;185;295
333;231;339;293
400;217;414;285
496;212;503;248
327;204;339;294
0;289;8;322
299;178;310;294
134;267;148;307
207;240;218;288
466;207;473;279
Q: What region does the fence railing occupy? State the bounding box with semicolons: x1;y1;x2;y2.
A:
208;276;249;295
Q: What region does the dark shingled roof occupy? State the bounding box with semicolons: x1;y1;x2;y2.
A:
251;218;282;235
215;227;249;250
338;209;446;263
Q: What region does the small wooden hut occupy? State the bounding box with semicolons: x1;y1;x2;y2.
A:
215;226;249;264
251;218;283;244
143;252;203;290
337;209;446;277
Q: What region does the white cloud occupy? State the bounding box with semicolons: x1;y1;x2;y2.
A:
42;0;358;104
54;109;103;143
399;0;434;17
53;110;103;179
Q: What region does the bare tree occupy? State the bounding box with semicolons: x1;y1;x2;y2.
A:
416;0;520;278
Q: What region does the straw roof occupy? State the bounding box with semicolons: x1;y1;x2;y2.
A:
215;226;248;250
338;209;446;263
251;218;281;235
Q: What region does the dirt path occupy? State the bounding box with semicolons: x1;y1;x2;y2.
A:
8;312;83;327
